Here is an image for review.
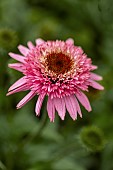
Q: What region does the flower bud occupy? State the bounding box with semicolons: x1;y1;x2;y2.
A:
80;126;105;152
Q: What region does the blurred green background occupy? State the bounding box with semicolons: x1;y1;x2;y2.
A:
0;0;113;169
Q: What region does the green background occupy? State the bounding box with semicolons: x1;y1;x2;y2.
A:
0;0;113;169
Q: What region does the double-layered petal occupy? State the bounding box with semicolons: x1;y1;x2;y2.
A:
7;38;104;122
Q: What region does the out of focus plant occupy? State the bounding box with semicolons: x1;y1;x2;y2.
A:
80;126;105;152
0;28;18;50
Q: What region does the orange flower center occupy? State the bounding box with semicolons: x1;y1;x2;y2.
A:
46;52;73;75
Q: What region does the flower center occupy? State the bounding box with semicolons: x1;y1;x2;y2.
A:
46;52;73;75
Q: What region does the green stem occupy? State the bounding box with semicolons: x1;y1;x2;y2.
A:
0;161;7;170
20;97;48;145
26;111;48;143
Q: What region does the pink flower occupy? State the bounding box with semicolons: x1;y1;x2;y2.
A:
7;38;104;122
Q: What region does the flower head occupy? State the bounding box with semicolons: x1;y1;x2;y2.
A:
7;38;104;122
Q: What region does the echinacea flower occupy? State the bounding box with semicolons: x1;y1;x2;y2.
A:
7;38;104;122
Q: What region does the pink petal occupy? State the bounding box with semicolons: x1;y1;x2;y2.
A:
36;38;44;45
53;97;66;120
64;95;77;120
27;41;35;49
90;73;102;81
91;65;98;70
89;80;104;90
8;63;24;72
6;84;29;96
47;96;55;122
74;96;82;118
66;38;74;45
8;76;27;92
35;93;45;116
9;52;26;63
76;91;92;112
18;45;29;56
16;91;36;109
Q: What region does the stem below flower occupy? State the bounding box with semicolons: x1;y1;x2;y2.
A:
0;161;7;170
22;103;48;145
26;110;48;143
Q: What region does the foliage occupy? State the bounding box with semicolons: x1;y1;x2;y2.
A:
0;0;113;169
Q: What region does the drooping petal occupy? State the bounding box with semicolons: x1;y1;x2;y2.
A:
74;96;82;118
35;93;45;116
64;95;77;120
90;73;103;81
66;38;74;45
27;41;35;49
8;63;24;72
9;52;26;63
47;96;55;122
91;65;98;70
8;76;27;92
36;38;44;45
89;80;104;90
76;91;91;112
6;84;29;96
18;45;29;56
16;91;36;109
53;97;66;120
